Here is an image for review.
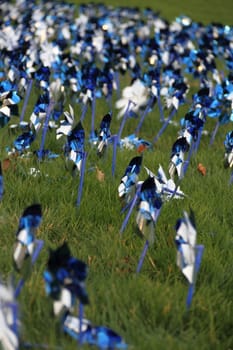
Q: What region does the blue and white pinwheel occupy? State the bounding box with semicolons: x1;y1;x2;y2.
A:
175;211;204;308
169;136;190;179
136;176;162;246
118;156;142;206
56;104;74;140
63;315;128;350
144;164;185;200
65;121;85;173
0;280;19;350
224;131;233;168
97;112;112;157
13;204;42;272
43;242;89;318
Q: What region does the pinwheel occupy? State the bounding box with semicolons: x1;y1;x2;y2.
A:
65;121;85;174
13;130;35;154
56;104;74;140
30;91;50;133
63;315;128;350
175;211;204;309
119;134;152;152
115;79;149;119
118;156;143;208
136;176;162;273
0;82;21;128
224;131;233;168
144;164;185;200
169;136;190;180
97;112;112;157
13;204;43;298
43;242;89;344
0;280;19;350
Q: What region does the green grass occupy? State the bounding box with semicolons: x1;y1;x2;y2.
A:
1;1;233;350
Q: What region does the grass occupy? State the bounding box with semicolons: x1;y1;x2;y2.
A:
0;0;233;350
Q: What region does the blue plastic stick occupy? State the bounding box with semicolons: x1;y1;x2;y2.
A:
76;152;87;207
186;244;204;309
209;120;220;146
90;93;96;139
120;185;141;234
80;103;88;122
111;135;118;176
38;100;54;161
194;127;203;153
136;240;149;273
157;94;165;122
78;302;84;345
135;96;154;134
20;79;33;123
14;239;44;298
182;141;195;178
117;100;133;141
153;107;177;143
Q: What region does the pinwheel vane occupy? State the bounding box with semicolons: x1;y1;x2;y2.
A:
13;204;44;298
175;210;204;309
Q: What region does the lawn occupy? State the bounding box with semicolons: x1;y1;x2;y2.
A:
0;0;232;350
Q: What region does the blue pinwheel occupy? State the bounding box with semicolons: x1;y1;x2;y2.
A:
13;204;44;298
63;316;128;350
169;136;190;180
43;242;89;346
118;156;143;207
224;130;233;168
65;121;85;174
0;81;21;128
13;130;35;154
43;242;89;317
135;176;162;273
97;112;112;157
175;211;204;309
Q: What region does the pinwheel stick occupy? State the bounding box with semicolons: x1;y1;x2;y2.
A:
120;185;141;234
80;103;88;122
38;100;54;161
111;134;118;176
136;240;149;273
193;127;203;153
153;107;177;143
182;142;195;178
136;207;162;273
186;244;204;309
14;239;44;298
135;96;155;134
76;152;87;206
209;120;220;146
157;94;165;122
117;100;133;141
229;171;233;185
78;302;84;345
90;93;96;139
20;79;33;123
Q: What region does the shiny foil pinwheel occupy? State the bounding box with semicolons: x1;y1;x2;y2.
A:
43;242;89;318
175;211;204;309
118;156;143;208
97;112;112;157
65;121;85;174
13;204;44;298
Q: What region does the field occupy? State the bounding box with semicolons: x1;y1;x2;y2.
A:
0;0;232;349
